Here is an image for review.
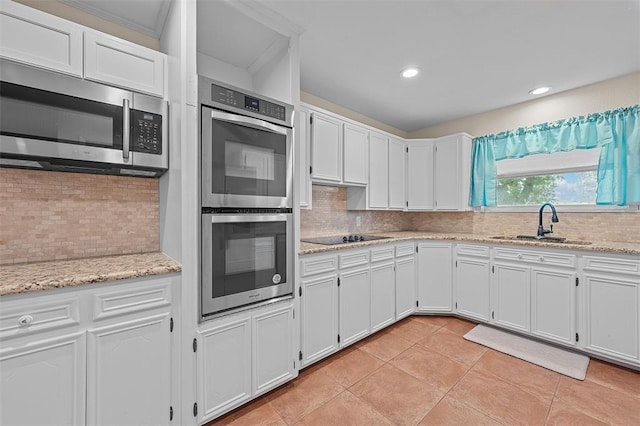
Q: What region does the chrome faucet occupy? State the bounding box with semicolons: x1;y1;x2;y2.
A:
537;202;559;238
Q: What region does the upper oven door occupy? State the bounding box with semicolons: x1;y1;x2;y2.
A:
0;61;132;166
201;107;292;208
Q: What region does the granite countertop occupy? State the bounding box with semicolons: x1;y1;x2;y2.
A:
300;231;640;256
0;252;182;297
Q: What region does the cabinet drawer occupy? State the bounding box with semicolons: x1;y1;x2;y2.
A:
339;250;370;269
370;246;394;263
0;297;80;340
395;243;415;258
300;254;338;277
91;280;172;321
457;244;490;258
494;247;576;268
582;256;640;275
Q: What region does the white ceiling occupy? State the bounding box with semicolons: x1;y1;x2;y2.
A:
64;0;640;132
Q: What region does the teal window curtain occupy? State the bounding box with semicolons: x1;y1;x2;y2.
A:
469;105;640;207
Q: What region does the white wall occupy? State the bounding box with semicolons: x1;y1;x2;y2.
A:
408;72;640;138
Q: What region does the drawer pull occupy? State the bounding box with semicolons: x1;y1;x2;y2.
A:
517;254;523;259
539;256;545;262
18;315;33;326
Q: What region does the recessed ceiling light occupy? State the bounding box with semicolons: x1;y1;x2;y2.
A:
529;86;552;95
401;67;420;78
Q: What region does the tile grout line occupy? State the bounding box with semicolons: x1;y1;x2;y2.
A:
543;375;562;425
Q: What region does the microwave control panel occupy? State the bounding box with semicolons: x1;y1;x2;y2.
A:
210;83;286;122
131;110;162;154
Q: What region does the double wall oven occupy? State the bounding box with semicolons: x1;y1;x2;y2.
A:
199;76;294;318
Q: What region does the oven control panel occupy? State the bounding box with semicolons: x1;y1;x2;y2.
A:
131;110;162;154
210;83;287;123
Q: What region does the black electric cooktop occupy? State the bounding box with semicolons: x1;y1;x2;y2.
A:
302;235;391;245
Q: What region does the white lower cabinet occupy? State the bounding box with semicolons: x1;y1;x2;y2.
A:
300;273;339;366
86;313;172;426
339;267;371;347
417;242;452;312
198;317;252;421
395;254;416;320
0;274;177;426
582;272;639;362
370;261;396;332
531;268;576;346
455;256;491;322
492;262;530;333
1;332;86;426
197;301;295;423
252;305;295;396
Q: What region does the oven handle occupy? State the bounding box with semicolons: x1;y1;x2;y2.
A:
208;213;290;224
209;109;288;135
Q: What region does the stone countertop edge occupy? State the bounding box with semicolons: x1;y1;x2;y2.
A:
299;231;640;256
0;252;182;297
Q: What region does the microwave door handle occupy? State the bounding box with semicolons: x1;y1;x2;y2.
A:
123;98;130;161
210;110;287;135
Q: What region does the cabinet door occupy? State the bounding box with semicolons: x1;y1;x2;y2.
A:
253;305;295;396
0;1;83;76
343;123;368;185
370;262;396;332
434;138;460;210
583;273;639;362
531;268;576;346
298;108;311;208
395;256;416;320
311;112;342;183
198;318;252;421
406;141;434;210
388;138;406;210
301;274;339;366
455;258;491;321
417;243;452;312
492;263;530;333
339;267;371;347
84;31;165;97
368;132;389;208
86;313;171;426
1;332;86;426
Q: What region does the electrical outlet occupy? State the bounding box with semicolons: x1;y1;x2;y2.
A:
356;216;361;227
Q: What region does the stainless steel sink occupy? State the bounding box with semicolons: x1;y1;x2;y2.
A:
490;235;592;245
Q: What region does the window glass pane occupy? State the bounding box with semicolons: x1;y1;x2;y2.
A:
497;171;597;206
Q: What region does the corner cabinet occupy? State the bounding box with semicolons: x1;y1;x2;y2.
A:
0;1;166;97
0;274;178;426
417;242;453;313
197;301;295;423
406;140;434;210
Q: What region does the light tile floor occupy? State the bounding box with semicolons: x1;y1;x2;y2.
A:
209;316;640;425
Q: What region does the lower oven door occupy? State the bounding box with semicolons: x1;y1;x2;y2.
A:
201;213;293;317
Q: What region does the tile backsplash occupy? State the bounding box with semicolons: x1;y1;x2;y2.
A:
0;168;159;265
301;185;639;244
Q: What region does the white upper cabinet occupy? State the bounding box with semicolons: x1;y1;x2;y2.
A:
311;111;343;183
297;107;312;208
0;1;83;77
368;132;389;208
388;138;406;210
433;134;472;211
343;123;368;185
84;32;166;97
0;1;166;97
406;140;434;210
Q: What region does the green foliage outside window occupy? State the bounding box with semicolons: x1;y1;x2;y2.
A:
497;171;597;206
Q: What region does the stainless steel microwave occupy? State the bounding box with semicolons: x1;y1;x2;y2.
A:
0;61;168;177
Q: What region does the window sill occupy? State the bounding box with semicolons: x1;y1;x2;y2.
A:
477;204;639;213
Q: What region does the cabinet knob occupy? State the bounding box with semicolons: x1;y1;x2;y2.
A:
539;256;545;262
18;315;33;326
517;254;523;259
